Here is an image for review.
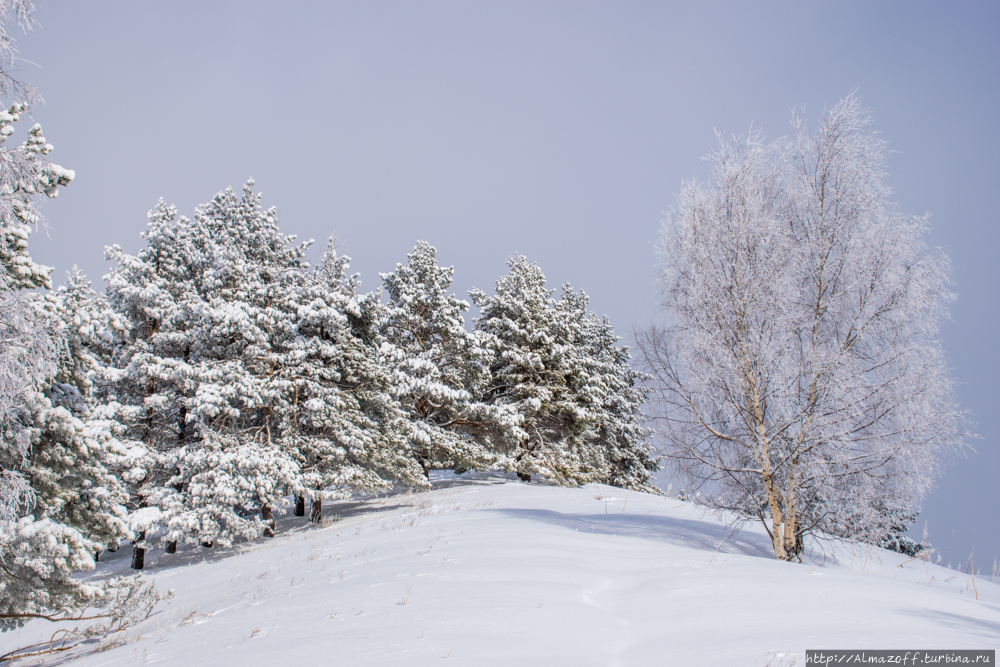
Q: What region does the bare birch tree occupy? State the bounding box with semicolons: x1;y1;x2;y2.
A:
638;95;968;561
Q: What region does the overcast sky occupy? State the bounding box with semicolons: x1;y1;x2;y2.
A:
18;1;1000;570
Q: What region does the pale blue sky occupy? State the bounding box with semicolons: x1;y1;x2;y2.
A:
21;1;1000;569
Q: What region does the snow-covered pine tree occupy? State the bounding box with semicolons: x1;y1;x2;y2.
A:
0;276;137;629
284;240;427;521
102;200;190;568
0;106;75;292
379;242;521;478
104;183;304;566
0;97;74;508
0;0;165;635
1;270;136;628
876;510;928;558
22;270;131;555
471;256;600;484
0;32;119;628
570;298;659;493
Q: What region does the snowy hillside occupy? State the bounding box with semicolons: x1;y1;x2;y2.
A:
3;474;996;666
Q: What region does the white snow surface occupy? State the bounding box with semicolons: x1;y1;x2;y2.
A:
4;473;997;666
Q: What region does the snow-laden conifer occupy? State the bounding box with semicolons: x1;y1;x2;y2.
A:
572;302;659;493
0;107;75;291
0;0;165;633
1;272;133;627
104;183;305;560
0;5;105;620
471;256;601;484
283;240;427;518
0;97;73;517
21;270;130;551
379;242;521;477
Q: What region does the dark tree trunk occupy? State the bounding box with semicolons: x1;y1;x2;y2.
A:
294;495;305;517
309;497;322;524
94;550;100;563
417;454;431;480
261;505;275;537
517;472;531;482
131;532;145;570
169;405;187;555
201;541;213;548
791;533;804;563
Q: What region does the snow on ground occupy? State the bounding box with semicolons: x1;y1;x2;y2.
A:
4;473;998;666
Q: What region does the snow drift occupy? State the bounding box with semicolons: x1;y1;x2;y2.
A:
2;474;995;666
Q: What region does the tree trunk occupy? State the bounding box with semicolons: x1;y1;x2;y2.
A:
201;541;213;548
782;503;799;562
131;532;145;570
294;495;305;517
517;472;531;482
170;407;186;559
762;474;788;561
791;532;804;562
309;497;322;524
783;456;802;562
750;376;789;562
261;504;275;537
94;550;100;563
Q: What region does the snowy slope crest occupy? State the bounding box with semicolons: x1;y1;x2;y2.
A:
2;474;996;666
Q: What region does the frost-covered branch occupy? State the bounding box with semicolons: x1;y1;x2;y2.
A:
639;95;969;561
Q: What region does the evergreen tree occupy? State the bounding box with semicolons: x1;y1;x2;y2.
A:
0;26;110;621
1;271;133;629
103;182;305;564
877;510;927;558
0;106;75;291
284;240;427;521
0;104;73;516
471;256;598;484
23;270;130;552
379;242;521;478
0;1;164;631
572;302;659;493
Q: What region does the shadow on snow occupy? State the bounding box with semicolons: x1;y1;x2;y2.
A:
492;507;775;559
